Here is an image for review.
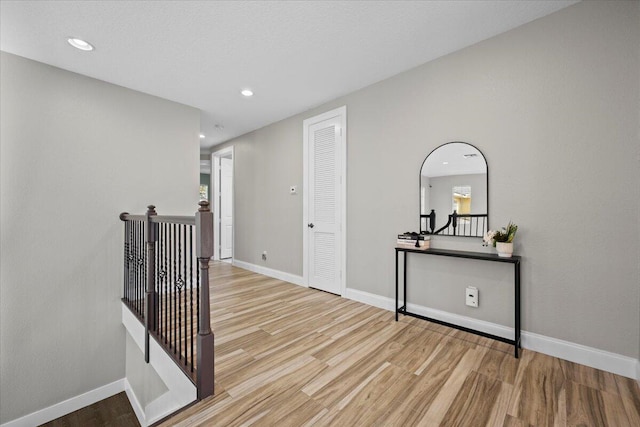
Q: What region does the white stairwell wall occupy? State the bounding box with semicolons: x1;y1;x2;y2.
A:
122;304;197;426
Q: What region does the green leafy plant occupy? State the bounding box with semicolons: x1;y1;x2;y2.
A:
483;222;518;247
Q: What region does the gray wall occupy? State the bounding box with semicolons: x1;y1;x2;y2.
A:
0;52;200;423
219;120;304;274
217;1;640;358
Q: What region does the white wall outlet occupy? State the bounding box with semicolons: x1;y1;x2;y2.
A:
466;286;479;308
262;251;267;261
289;185;297;194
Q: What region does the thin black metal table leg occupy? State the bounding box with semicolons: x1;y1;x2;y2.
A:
403;250;407;317
515;260;521;358
395;249;399;321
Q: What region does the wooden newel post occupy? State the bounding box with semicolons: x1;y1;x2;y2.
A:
196;200;214;399
145;205;158;363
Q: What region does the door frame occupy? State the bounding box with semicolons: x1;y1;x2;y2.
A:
302;106;347;295
211;145;234;261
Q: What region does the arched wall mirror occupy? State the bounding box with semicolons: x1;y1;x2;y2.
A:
420;142;488;237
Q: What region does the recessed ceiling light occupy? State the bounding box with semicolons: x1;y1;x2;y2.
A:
241;89;254;97
67;37;94;51
199;133;205;139
443;161;449;165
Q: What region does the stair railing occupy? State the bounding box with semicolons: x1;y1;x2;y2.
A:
119;201;214;400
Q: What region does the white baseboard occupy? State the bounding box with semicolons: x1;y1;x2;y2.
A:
344;288;394;311
0;379;125;427
232;259;305;287
521;330;638;379
124;378;146;427
344;287;639;380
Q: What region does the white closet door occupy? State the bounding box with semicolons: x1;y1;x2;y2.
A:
307;117;342;294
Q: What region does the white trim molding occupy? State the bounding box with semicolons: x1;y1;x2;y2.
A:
124;378;146;426
344;287;639;380
232;259;305;287
0;379;125;427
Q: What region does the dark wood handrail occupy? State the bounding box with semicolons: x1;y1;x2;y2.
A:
120;212;195;226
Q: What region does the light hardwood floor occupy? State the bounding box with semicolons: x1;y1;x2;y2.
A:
161;262;640;426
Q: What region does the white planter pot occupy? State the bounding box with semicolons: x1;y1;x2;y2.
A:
496;242;514;258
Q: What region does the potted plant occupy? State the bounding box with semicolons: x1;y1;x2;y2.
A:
483;221;518;257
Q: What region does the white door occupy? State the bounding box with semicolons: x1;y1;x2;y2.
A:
304;107;346;295
220;157;233;259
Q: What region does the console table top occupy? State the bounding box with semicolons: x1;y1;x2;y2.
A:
395;246;521;264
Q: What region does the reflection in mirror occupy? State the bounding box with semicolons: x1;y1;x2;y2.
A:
420;142;488;237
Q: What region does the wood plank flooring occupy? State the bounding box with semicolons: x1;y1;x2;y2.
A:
157;261;640;427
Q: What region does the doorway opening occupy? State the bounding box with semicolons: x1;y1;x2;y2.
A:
211;146;234;262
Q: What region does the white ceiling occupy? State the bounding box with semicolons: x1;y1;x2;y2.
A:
0;1;578;150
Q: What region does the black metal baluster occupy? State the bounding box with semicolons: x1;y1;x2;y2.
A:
173;223;177;355
143;220;147;320
158;224;163;336
156;224;160;337
155;226;159;333
140;221;144;316
183;224;188;365
189;225;194;372
163;223;167;338
164;223;169;345
177;224;182;360
123;222;127;302
125;222;129;303
132;221;140;314
137;221;141;313
196;256;200;334
132;222;136;309
131;222;136;306
168;223;172;347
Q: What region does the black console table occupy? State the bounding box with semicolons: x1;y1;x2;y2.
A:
395;247;521;358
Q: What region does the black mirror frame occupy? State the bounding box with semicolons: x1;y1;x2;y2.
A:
419;141;489;237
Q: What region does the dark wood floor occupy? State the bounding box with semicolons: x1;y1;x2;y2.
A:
40;392;139;427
